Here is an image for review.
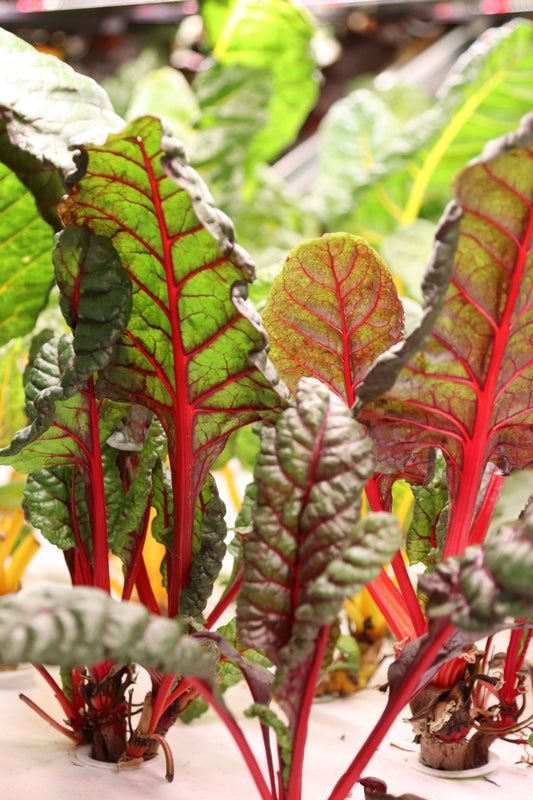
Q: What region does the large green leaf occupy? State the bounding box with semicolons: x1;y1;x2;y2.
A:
0;120;63;230
0;161;55;347
202;0;319;166
315;18;533;243
361;113;533;557
237;378;399;724
190;62;272;190
59;115;285;615
262;233;404;407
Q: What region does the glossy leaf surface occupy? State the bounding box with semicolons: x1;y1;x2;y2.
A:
262;233;404;407
362;114;533;556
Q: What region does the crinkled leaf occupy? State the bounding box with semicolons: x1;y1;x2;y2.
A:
0;161;55;347
361;113;533;554
0;584;217;679
310;512;401;603
203;0;319;166
60;115;285;615
421;500;533;632
53;226;133;384
406;451;449;568
0;120;63;230
110;413;166;551
0;336;127;473
237;378;393;723
0;27;123;180
245;703;292;788
24;464;90;551
262;233;404;407
179;474;227;617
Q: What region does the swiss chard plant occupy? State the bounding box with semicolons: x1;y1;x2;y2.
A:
0;9;533;800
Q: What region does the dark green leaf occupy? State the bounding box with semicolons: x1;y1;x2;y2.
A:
406;451;449;568
53;226;132;385
179;474;227;617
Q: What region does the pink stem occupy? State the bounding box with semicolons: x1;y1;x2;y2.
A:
326;623;455;800
390;552;427;637
148;672;178;733
467;470;505;546
19;693;82;742
87;381;110;593
286;625;330;800
188;677;273;800
206;568;244;629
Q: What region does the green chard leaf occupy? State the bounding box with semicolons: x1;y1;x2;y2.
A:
315;18;533;242
237;378;400;725
0;584;217;679
59;114;286;616
262;232;404;407
190;62;272;188
179;473;227;618
361;112;533;556
203;0;319;166
54;226;133;384
0;160;55;347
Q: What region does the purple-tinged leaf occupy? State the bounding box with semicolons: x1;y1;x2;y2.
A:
262;233;404;407
60;115;286;615
237;378;400;726
361;113;533;555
